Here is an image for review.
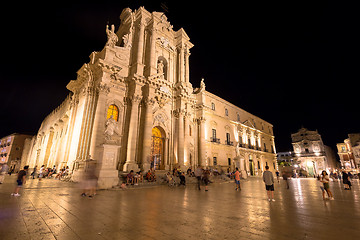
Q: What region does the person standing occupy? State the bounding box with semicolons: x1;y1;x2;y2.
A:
263;166;275;202
234;167;241;191
321;170;334;200
275;170;280;183
194;165;203;190
0;163;9;184
342;171;351;190
39;165;45;181
203;168;210;191
282;171;289;189
11;166;29;197
31;165;37;179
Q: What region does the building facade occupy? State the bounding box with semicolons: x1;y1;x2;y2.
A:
336;133;360;170
22;7;276;188
277;151;296;166
291;128;326;176
291;127;336;176
0;133;33;172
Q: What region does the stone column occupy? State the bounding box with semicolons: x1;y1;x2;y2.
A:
240;157;247;179
89;83;110;159
184;46;190;83
177;110;185;170
184;113;189;167
134;20;145;76
76;87;98;161
141;97;155;171
123;94;142;172
178;46;185;83
148;27;157;76
164;138;169;169
198;117;206;167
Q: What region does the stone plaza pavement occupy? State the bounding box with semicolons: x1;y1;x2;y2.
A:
0;175;360;240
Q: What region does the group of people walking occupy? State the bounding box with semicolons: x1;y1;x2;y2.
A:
3;162;358;201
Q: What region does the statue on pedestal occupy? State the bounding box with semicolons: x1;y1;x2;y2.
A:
104;115;118;141
105;24;118;48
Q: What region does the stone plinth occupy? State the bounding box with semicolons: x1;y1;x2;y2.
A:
97;144;120;189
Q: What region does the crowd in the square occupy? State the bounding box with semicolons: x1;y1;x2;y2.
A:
1;161;358;202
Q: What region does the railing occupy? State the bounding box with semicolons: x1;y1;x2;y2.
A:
210;137;220;143
225;140;234;146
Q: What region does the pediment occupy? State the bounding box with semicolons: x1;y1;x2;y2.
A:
242;120;256;129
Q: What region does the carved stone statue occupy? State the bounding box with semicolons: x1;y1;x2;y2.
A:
235;143;240;157
157;60;164;74
200;78;206;91
106;24;118;48
121;16;134;48
104;115;117;140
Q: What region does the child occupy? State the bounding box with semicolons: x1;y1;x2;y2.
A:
234;167;241;191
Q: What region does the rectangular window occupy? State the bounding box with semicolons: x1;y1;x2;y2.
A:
212;129;216;139
228;158;231;166
226;133;230;142
211;103;215;111
213;157;217;166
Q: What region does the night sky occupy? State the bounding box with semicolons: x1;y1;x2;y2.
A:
1;1;358;153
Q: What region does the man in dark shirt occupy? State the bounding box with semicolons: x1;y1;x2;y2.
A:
11;165;29;197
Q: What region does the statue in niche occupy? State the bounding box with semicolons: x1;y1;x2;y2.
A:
105;24;118;48
157;60;164;74
104;115;117;140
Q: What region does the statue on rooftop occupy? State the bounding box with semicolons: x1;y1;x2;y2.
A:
105;24;118;48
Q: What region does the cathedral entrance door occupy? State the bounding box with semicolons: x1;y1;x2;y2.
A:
151;127;165;170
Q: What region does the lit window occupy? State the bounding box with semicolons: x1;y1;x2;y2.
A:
107;104;119;121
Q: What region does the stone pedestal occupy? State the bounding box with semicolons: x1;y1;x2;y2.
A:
71;160;86;182
97;144;120;189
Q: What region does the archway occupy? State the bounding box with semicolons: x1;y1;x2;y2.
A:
151;126;166;170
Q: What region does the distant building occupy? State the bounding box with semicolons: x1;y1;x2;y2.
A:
336;133;360;170
291;128;335;176
0;133;33;172
276;151;296;165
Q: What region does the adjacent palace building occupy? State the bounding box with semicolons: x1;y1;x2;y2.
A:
22;7;277;188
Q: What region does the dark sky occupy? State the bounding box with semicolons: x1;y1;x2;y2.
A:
1;1;358;152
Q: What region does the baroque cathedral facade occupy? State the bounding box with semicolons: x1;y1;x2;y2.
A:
23;7;277;188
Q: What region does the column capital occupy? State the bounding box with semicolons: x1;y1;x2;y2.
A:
124;94;142;105
196;117;206;124
142;97;155;106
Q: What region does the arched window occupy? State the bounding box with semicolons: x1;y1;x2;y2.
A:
107;104;119;121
